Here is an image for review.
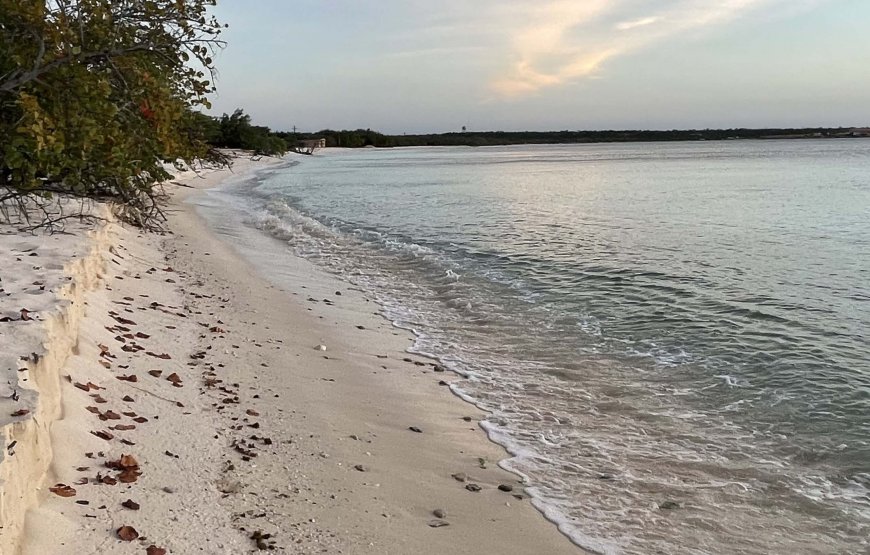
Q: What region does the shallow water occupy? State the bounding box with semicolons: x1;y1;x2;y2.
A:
199;140;869;554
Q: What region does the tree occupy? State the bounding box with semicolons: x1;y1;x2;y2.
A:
213;108;288;156
0;0;226;229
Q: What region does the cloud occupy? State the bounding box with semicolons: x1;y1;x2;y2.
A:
616;16;661;31
491;0;778;98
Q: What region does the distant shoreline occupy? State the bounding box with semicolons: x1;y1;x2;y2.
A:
300;126;870;149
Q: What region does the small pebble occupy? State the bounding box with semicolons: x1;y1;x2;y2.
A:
433;509;447;518
465;483;482;492
408;426;423;433
428;519;450;528
354;464;367;472
452;473;467;482
498;484;514;492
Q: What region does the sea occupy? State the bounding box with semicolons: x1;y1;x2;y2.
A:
194;140;869;554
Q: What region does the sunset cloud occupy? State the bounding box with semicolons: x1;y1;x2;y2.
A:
491;0;778;98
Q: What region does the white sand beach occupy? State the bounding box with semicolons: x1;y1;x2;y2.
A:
0;155;581;554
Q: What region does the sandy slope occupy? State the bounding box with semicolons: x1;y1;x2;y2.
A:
14;155;583;554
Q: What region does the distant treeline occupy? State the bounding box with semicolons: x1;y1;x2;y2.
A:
302;127;869;148
196;113;869;154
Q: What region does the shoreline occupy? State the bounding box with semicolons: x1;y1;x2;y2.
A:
8;155;582;553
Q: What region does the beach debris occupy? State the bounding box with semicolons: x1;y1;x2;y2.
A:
122;395;135;402
354;464;367;472
498;484;514;492
408;426;423;433
107;454;141;483
10;409;29;417
116;525;139;541
478;457;487;469
146;546;167;555
74;381;103;392
314;344;327;351
147;351;172;360
148;370;162;378
91;430;114;441
20;308;32;321
121;499;140;510
465;483;482;492
432;508;447;518
451;472;467;482
433;365;446;372
102;410;121;420
462;416;472;422
166;372;183;387
659;500;681;510
250;530;276;550
49;484;77;497
116;374;138;382
428;519;450;528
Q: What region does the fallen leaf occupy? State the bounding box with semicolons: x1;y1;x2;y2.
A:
117;525;139;541
135;332;150;339
133;417;148;424
91;430;113;441
112;424;136;431
49;484;76;497
85;406;100;414
146;351;172;360
118;469;140;483
117;374;138;382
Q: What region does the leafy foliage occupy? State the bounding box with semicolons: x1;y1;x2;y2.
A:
0;0;227;229
213;109;287;156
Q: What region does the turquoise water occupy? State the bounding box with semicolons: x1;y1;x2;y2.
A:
203;140;869;554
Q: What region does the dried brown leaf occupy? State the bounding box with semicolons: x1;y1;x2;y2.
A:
49;484;76;497
116;525;139;541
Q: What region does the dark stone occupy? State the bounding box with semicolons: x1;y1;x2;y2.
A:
497;484;514;492
465;483;482;492
408;426;423;433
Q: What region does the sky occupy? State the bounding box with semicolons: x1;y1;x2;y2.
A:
208;0;870;134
